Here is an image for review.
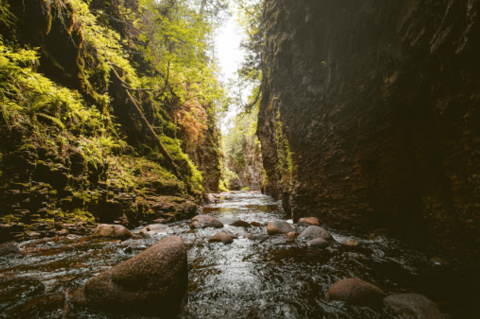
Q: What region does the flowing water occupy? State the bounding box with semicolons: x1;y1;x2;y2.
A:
0;192;477;318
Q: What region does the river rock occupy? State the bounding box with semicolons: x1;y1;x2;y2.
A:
208;231;234;244
0;242;23;256
328;278;384;304
286;231;298;238
72;236;188;317
267;221;295;235
298;217;320;226
307;238;330;248
243;233;269;242
217;217;251;227
383;293;444;319
92;224;133;240
299;226;333;240
250;221;263;227
190;215;223;229
139;224;170;236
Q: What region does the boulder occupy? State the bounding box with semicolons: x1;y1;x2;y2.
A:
298;217;320;226
267;221;295;235
383;294;444;319
0;242;23;257
217;217;251;227
307;238;330;248
72;236;188;317
92;224;133;240
139;224;170;236
328;278;384;304
190;215;223;229
299;226;333;240
208;231;234;244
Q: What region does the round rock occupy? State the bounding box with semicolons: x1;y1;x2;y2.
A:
383;293;444;319
208;231;234;244
307;238;330;248
298;217;320;226
190;215;223;229
139;224;170;236
72;236;188;317
92;224;133;240
328;278;384;305
217;217;251;227
299;226;333;240
267;221;295;235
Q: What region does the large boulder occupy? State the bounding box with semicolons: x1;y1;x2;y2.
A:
267;221;295;235
92;224;133;240
217;217;251;227
328;278;384;305
139;224;171;236
298;226;333;240
298;217;320;226
72;236;188;317
208;231;234;244
383;294;445;319
190;215;223;229
0;242;23;257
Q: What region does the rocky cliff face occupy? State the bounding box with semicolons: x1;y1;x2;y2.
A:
259;0;480;252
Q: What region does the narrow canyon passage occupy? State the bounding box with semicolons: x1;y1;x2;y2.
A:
1;192;476;318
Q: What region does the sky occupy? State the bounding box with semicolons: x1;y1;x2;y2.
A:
214;14;246;134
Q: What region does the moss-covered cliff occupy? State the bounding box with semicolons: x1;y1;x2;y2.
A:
258;0;480;254
0;0;223;241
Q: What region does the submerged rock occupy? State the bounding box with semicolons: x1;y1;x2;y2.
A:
298;226;333;240
92;224;133;240
0;277;45;311
72;236;188;317
243;233;269;242
190;215;223;229
139;224;170;236
209;231;234;244
217;217;250;227
307;238;330;248
328;278;384;305
266;221;295;235
298;217;320;226
0;242;23;257
383;293;444;319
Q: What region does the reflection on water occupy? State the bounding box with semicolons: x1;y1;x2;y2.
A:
0;192;478;318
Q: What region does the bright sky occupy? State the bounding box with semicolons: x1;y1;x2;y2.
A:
214;14;246;134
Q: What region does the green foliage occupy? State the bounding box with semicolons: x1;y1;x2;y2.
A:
273;110;295;184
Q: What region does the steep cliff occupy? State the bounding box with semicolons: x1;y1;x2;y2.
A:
259;0;480;252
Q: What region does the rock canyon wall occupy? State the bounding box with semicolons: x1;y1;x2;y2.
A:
258;0;480;252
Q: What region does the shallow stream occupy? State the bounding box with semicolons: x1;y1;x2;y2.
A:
0;192;477;318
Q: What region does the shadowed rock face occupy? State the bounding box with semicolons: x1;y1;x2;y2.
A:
72;236;188;317
259;0;480;252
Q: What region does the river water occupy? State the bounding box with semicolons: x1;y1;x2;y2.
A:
0;192;477;318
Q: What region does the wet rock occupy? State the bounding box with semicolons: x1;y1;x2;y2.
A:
92;224;133;240
298;217;320;226
139;224;171;236
4;293;63;318
307;238;330;248
299;226;333;240
368;228;389;239
208;231;234;244
190;215;223;229
57;229;69;236
328;278;384;305
0;242;23;257
243;233;269;242
266;221;295;235
286;231;298;238
383;293;444;319
271;238;288;246
429;257;451;269
72;236;188;317
250;221;264;227
0;277;45;311
217;217;251;227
